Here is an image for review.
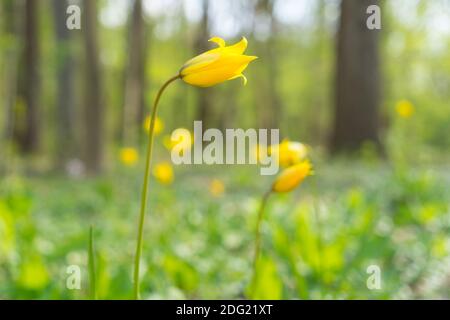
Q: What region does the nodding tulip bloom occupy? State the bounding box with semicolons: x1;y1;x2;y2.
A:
272;160;313;193
179;36;258;87
270;139;309;167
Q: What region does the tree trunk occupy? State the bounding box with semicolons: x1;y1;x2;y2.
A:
330;0;381;153
194;0;214;128
83;0;103;174
1;0;22;174
53;0;76;168
253;0;282;131
16;0;40;154
123;0;147;146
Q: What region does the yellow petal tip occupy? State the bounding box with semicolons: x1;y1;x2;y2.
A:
208;36;225;47
239;36;248;47
242;74;248;86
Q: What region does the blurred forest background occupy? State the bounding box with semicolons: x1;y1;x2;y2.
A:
1;0;450;299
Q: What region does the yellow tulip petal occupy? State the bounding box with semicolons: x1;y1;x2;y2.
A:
183;68;234;87
229;73;247;85
270;139;308;167
183;62;246;87
208;54;257;71
272;160;313;193
180;52;221;76
232;55;257;75
224;37;248;55
182;54;257;86
208;36;226;48
183;53;256;77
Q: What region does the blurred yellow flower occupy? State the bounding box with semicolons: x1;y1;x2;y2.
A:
179;36;258;87
153;162;174;185
143;115;164;135
395;99;414;118
209;179;225;197
270;139;308;167
18;256;49;290
163;128;193;152
272;160;313;193
120;147;139;166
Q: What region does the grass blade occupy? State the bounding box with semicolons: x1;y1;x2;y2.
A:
88;225;97;300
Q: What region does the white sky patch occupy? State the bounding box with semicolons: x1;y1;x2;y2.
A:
100;0;129;28
274;0;312;27
389;0;450;53
182;0;203;23
425;2;450;52
389;0;421;27
98;0;449;47
208;1;244;38
143;0;180;18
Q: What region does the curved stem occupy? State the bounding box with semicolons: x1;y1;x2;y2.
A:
133;74;180;300
250;189;272;296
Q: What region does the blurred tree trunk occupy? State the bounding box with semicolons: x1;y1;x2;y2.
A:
123;0;147;146
218;82;238;130
254;0;282;131
307;0;328;144
173;3;190;128
53;0;76;169
15;0;40;154
1;0;22;173
330;0;382;153
194;0;214;128
83;0;103;174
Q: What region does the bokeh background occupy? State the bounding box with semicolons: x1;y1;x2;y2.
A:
1;0;450;299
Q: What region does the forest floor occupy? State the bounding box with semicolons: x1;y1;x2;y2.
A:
1;159;450;299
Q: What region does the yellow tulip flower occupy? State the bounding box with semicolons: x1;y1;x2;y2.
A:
251;158;312;294
209;179;225;197
395;99;414;118
143;115;164;135
269;139;308;167
163;128;193;152
120;147;139;167
272;160;313;193
179;36;258;87
153;162;174;185
133;36;257;299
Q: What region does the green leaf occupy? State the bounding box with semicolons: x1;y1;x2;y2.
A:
248;256;283;300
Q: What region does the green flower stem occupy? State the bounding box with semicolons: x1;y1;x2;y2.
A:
133;74;180;300
88;225;97;300
250;189;272;296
